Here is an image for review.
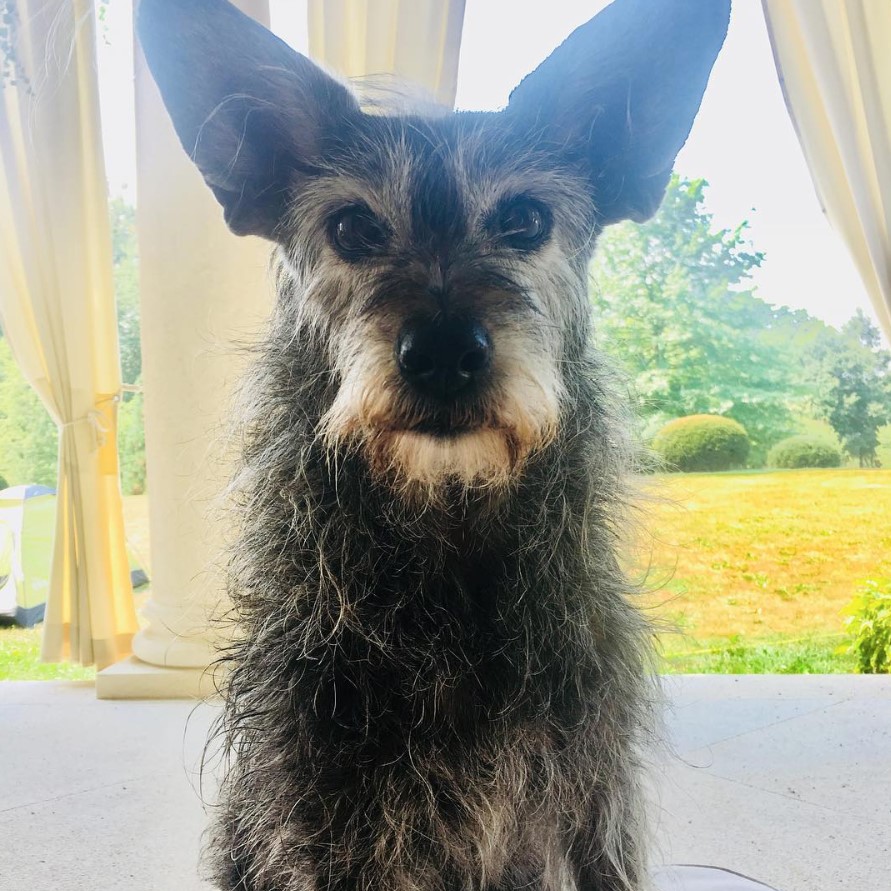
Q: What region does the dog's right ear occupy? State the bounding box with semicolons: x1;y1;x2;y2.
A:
137;0;358;240
506;0;730;226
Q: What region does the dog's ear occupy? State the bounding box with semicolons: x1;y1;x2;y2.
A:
506;0;730;225
137;0;358;240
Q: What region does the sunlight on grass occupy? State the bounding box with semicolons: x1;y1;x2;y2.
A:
638;468;891;668
2;475;888;678
0;626;94;681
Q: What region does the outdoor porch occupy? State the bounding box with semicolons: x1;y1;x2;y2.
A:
1;3;891;891
2;675;888;891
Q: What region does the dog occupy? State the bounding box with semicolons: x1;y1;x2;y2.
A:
138;1;729;888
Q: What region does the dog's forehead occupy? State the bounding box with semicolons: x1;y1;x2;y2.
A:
330;109;573;219
345;110;496;178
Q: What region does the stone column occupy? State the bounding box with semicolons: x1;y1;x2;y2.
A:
97;0;273;699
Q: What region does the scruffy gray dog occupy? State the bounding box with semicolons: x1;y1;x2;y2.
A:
139;1;729;888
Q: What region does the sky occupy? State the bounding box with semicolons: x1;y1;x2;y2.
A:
96;0;884;339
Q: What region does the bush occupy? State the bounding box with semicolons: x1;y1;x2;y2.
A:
118;390;146;495
846;580;891;673
768;435;842;469
0;338;58;487
651;415;750;472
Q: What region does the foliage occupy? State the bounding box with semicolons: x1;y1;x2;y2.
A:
111;197;147;495
110;197;142;387
0;1;30;91
591;176;795;463
768;435;841;469
845;580;891;674
0;198;143;490
118;388;146;495
879;424;891;469
651;414;749;472
806;310;891;467
0;338;58;486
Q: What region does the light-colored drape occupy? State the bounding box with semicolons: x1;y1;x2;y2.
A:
763;0;891;341
308;0;466;107
0;0;137;667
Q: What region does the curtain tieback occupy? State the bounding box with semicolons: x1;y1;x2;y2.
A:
60;393;121;449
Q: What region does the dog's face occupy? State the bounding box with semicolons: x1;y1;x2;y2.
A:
139;0;729;495
286;112;592;493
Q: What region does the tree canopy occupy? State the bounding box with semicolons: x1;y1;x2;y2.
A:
590;176;891;465
808;310;891;466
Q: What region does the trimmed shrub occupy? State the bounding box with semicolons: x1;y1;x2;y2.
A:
651;414;750;472
768;435;841;469
846;580;891;673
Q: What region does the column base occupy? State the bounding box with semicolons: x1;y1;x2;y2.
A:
132;595;223;669
96;655;221;700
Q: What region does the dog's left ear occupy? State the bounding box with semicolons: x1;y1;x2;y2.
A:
506;0;730;225
137;0;358;240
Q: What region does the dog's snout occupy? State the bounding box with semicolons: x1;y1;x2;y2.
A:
397;317;491;398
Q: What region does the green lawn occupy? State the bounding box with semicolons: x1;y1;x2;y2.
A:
660;634;856;674
2;472;887;679
640;468;891;672
0;625;95;681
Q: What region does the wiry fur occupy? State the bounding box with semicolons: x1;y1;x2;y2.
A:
208;113;657;891
136;1;731;888
215;311;656;891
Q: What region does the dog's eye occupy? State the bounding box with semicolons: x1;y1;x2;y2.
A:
495;199;550;250
329;206;390;260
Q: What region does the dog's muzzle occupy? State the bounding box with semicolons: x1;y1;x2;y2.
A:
396;316;492;400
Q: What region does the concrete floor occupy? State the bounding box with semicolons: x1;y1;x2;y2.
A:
0;675;888;891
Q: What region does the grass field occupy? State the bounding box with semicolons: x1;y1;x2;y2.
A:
639;468;891;670
1;471;888;678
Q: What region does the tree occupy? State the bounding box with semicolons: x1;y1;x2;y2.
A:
810;310;891;467
118;384;146;495
0;337;58;486
590;176;794;462
110;197;148;493
110;197;142;386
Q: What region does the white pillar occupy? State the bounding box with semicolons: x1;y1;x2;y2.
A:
97;0;273;699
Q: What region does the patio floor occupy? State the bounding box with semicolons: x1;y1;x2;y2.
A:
1;675;888;891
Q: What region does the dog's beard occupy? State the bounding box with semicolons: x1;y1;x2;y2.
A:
319;328;564;495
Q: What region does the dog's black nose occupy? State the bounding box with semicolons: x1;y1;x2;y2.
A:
397;317;491;398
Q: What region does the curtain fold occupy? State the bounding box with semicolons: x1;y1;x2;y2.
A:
0;0;136;667
763;0;891;341
308;0;466;108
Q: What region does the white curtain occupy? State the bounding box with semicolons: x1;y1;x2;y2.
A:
0;0;137;667
308;0;466;107
763;0;891;341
